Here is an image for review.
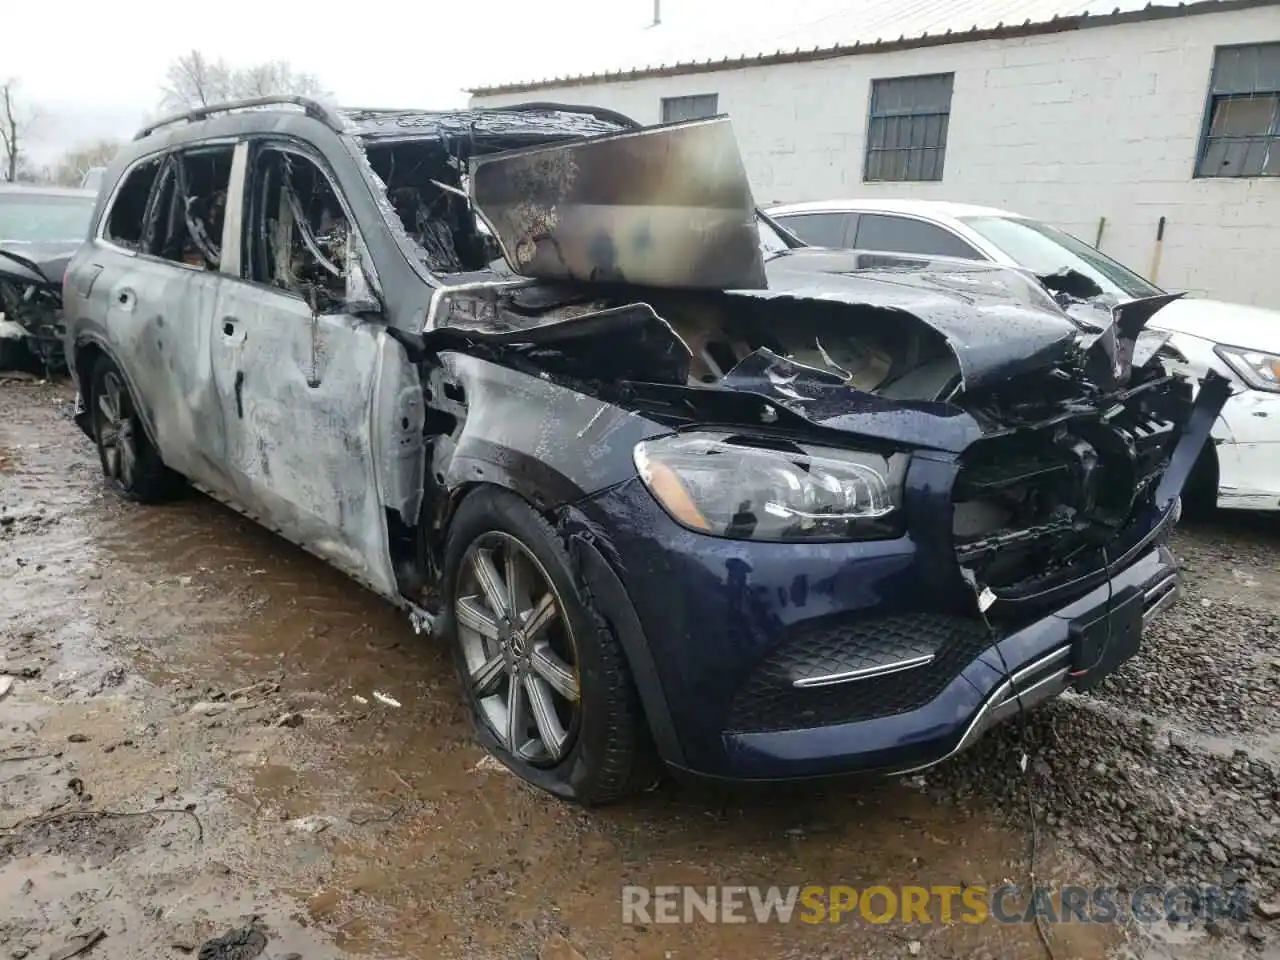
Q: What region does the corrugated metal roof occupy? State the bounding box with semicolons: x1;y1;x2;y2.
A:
469;0;1267;94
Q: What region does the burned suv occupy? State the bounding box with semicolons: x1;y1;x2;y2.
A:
63;96;1227;804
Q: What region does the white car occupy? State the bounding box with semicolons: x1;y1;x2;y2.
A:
765;199;1280;513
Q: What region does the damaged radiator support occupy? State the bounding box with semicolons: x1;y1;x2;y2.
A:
951;371;1189;594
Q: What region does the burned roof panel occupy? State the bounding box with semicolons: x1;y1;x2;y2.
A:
342;104;637;142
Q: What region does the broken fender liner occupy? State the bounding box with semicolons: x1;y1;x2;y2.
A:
1154;369;1232;509
1080;292;1186;390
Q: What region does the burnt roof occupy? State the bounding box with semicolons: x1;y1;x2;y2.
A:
342;103;639;140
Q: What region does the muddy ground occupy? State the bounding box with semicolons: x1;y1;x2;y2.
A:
2;377;1278;960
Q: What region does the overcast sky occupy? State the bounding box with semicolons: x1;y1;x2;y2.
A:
7;0;860;164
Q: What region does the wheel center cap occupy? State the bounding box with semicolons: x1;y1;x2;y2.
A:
508;627;528;657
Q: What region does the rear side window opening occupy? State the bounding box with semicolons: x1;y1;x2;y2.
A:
104;159;162;251
102;148;234;269
146;147;235;270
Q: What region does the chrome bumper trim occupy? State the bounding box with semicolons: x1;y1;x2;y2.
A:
792;653;936;689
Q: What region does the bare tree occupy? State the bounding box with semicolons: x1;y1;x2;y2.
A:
232;61;326;101
51;139;122;187
159;50;233;112
158;51;328;112
1;79;43;183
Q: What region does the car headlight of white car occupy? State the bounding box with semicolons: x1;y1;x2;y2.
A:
1213;345;1280;393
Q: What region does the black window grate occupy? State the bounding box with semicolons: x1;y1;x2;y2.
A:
1196;42;1280;178
864;73;954;182
661;94;719;123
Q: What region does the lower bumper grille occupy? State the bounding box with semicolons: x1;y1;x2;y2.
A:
725;613;992;734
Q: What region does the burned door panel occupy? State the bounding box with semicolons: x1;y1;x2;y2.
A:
210;281;398;595
470;118;767;291
94;254;224;489
212;138;400;595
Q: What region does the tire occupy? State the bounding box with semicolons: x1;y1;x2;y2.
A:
90;354;180;503
442;486;655;805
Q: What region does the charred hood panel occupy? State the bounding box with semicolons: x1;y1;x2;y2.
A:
758;251;1084;391
0;242;77;288
469;118;767;291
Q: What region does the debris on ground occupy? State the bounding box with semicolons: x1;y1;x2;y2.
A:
289;816;333;835
47;927;105;960
196;926;267;960
473;754;509;775
538;933;587;960
372;690;401;708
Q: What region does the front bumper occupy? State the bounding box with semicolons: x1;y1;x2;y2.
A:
1214;387;1280;511
569;480;1180;783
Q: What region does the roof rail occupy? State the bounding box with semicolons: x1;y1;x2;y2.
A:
135;95;345;141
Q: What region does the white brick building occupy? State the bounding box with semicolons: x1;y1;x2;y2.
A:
470;0;1280;306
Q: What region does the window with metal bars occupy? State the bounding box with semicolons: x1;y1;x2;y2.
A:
660;94;719;123
864;73;953;182
1196;42;1280;178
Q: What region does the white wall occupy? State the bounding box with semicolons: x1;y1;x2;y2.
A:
473;7;1280;307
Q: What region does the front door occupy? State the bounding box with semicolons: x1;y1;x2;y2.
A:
210;139;394;592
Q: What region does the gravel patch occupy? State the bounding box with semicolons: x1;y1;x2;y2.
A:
1093;598;1280;738
922;519;1280;953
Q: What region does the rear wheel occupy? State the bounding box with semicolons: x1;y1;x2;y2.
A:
443;487;655;804
91;355;180;503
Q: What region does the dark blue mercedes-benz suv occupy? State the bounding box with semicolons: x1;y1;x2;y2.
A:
62;98;1227;803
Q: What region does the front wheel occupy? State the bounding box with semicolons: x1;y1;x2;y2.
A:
91;355;180;503
443;487;656;805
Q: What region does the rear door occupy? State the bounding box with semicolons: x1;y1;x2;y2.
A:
771;211;857;248
73;146;235;491
210;138;395;589
852;213;985;260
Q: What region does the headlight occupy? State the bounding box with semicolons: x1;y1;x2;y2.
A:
1214;344;1280;393
633;432;907;542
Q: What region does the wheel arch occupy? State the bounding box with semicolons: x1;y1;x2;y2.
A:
72;335;163;452
436;480;685;769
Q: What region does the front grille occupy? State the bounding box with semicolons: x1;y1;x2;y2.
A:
725;613;993;734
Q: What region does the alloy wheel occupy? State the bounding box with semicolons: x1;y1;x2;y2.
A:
454;532;581;766
95;371;137;488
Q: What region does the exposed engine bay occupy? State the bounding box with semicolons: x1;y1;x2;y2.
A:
413;265;1205;605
